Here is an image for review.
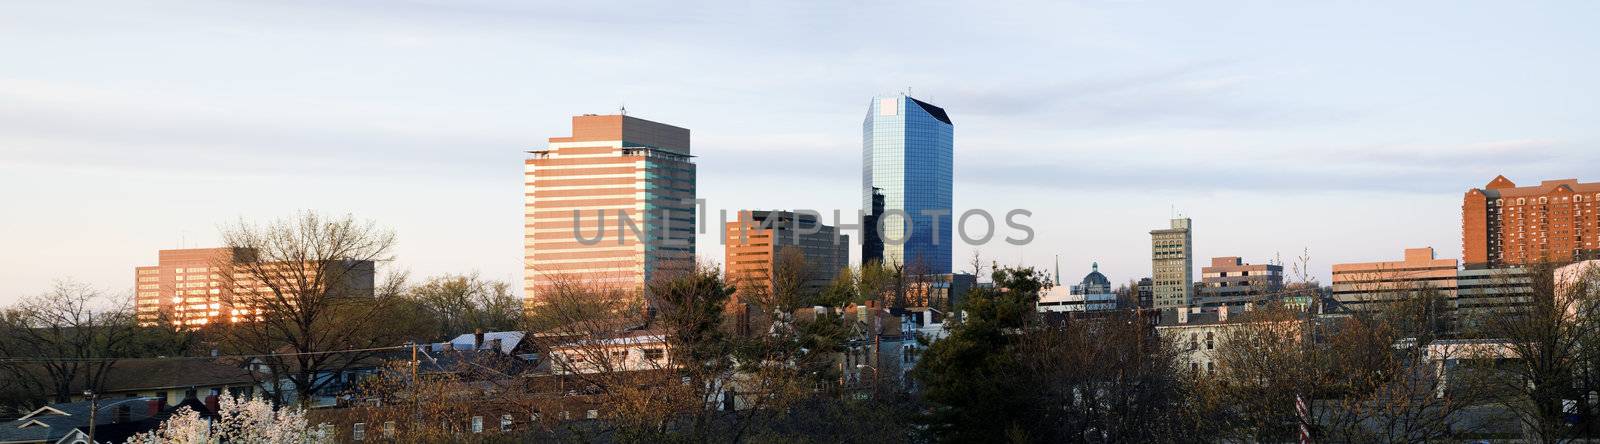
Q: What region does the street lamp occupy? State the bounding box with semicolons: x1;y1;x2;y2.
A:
83;390;96;443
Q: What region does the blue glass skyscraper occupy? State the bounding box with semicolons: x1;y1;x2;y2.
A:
862;95;953;274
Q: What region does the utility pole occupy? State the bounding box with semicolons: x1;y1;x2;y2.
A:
408;341;420;420
409;341;418;386
872;313;881;397
83;390;96;443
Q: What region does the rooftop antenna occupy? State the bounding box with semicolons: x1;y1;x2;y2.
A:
619;103;627;116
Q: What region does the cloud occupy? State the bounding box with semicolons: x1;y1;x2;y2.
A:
957;138;1583;194
930;60;1352;130
0;77;523;178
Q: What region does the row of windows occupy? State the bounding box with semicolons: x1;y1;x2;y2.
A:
348;411;601;441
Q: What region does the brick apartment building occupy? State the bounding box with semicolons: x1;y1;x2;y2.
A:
1463;175;1600;269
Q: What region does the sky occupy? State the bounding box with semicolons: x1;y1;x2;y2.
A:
2;0;1598;303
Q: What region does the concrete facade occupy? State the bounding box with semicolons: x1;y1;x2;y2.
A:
1331;247;1458;312
1196;256;1283;312
1151;218;1193;309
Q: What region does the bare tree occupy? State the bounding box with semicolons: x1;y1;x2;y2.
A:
218;211;422;407
1463;262;1600;442
1013;310;1197;442
406;272;523;340
0;280;140;403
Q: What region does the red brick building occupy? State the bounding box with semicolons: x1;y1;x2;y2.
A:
1463;176;1600;269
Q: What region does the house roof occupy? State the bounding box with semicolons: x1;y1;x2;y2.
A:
87;359;255;393
0;397;165;444
436;331;526;355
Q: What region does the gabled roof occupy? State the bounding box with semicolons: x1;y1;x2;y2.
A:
438;331;526;355
0;397;165;444
1477;176;1600;198
89;359;255;393
15;406;69;422
1485;175;1516;190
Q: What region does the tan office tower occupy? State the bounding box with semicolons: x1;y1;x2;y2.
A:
524;114;697;306
723;210;849;301
135;247;375;327
1463;176;1600;269
135;248;248;327
1151;218;1193;309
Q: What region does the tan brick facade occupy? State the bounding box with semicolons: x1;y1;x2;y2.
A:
723;211;848;302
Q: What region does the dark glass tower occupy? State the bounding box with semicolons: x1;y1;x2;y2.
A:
862;95;953;274
862;187;885;266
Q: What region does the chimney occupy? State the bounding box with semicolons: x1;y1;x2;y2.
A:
114;405;131;424
490;338;504;355
442;343;455;352
474;329;485;350
1178;309;1189;324
1218;307;1229;322
146;398;165;417
204;395;219;414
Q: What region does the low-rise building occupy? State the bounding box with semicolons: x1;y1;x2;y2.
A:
904;273;976;310
1332;247;1537;325
1156;307;1302;374
0;397;198;444
1332;247;1460;312
543;330;671;375
1196;256;1283;312
1039;263;1117;313
1453;267;1534;322
67;359;258;405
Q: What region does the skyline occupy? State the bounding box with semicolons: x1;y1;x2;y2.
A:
5;1;1600;303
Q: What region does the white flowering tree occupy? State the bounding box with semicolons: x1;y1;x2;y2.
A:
127;395;330;444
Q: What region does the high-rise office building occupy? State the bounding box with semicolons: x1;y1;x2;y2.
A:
724;210;849;300
135;248;247;327
1463;176;1600;269
135;247;375;328
523;114;696;305
1196;256;1283;311
1151;218;1193;309
863;95;953;274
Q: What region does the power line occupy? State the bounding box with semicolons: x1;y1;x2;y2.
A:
0;344;413;364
